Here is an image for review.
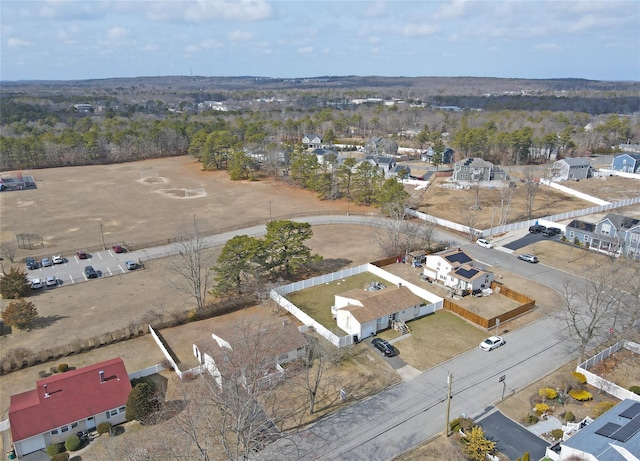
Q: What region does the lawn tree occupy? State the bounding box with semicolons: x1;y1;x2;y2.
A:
459;201;481;242
171;218;214;313
0;267;30;299
461;426;496;461
351;161;383;205
0;241;17;262
556;256;631;364
260;220;321;277
497;178;516;226
376;178;410;217
338;157;357;205
213;235;263;295
228;150;254;180
126;381;160;424
2;298;38;329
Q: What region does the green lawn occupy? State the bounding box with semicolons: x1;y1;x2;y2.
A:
285;272;391;334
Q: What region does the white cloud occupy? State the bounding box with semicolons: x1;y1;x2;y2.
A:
297;46;313;54
8;38;31;47
106;26;128;40
141;0;273;23
229;30;254;42
402;24;437;37
434;0;468;20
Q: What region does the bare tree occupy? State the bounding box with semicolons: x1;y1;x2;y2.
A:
556;256;632;364
171;217;214;313
459;202;480;242
522;169;541;220
0;241;18;262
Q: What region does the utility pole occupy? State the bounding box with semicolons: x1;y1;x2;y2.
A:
100;222;106;250
445;372;453;437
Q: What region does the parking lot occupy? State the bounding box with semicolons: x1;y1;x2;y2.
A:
26;248;141;288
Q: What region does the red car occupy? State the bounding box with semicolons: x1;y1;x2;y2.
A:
112;245;125;253
76;251;88;259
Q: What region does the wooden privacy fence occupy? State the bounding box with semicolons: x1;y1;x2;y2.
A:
443;281;535;330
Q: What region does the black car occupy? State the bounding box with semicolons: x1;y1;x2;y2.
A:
528;224;546;234
84;265;98;279
25;257;38;270
372;338;396;357
542;227;561;237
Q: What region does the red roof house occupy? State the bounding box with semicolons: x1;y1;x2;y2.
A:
9;357;132;457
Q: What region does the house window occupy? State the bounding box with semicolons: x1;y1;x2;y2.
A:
632;234;639;242
584;236;589;242
569;231;575;238
71;422;78;428
119;406;126;413
601;223;611;235
110;409;118;417
106;411;110;419
51;429;59;435
61;426;69;433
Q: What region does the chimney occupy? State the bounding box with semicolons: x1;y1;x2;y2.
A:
99;370;105;383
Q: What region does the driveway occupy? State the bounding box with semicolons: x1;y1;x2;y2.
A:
476;407;549;461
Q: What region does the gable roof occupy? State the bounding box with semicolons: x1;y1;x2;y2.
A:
454;157;494;168
600;213;640;231
559;157;591;167
567;219;596;232
338;285;424;323
562;399;640;461
437;248;474;266
9;358;131;442
615;153;640;161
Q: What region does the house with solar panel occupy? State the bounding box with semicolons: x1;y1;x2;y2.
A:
8;358;131;457
422;248;494;293
545;399;640;461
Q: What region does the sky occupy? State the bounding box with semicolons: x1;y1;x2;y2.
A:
1;0;639;82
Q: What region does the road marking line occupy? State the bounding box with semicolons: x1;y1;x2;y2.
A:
107;267;113;275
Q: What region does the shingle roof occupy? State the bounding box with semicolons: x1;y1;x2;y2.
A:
567;219;596;232
339;286;425;323
9;358;131;442
561;157;592;166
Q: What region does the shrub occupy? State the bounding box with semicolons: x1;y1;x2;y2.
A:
525;413;538;424
46;443;65;456
550;429;564;440
569;389;592;401
534;403;550;414
65;435;82;451
97;422;112;435
571;371;587;384
594;401;617;416
2;298;38;329
57;363;69;373
130;376;157;393
564;411;575;422
450;417;474;433
51;454;69;461
186;309;198;322
629;385;640;395
538;388;558;400
0;267;31;299
126;382;159;423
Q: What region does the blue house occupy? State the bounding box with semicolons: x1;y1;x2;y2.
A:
611;153;640;174
565;213;640;259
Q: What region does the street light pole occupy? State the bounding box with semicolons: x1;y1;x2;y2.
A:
100;221;106;250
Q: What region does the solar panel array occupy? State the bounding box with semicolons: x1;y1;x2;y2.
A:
594;402;640;443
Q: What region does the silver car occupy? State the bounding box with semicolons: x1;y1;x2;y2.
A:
517;254;538;263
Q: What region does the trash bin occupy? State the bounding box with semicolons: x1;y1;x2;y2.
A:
7;451;16;459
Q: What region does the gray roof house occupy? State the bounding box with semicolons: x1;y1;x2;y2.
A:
421;147;454;164
451;158;509;181
311;148;339;165
423;248;494;292
550;399;640;461
302;134;323;150
364;136;399;157
565;213;640;259
362;155;397;178
611;153;640;174
552;158;593;181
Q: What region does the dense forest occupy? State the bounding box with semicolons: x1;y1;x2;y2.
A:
1;76;638;175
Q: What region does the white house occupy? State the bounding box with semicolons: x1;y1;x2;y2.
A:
9;358;131;458
302;134;323;150
193;321;309;388
423;248;494;292
333;284;433;340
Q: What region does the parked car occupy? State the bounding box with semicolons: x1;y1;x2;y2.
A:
372;338;397;357
45;276;57;287
77;251;89;260
528;224;546;234
125;260;138;270
25;257;38;270
542;227;561;237
112;245;125;253
476;238;493;249
52;255;64;264
41;257;52;267
517;253;539;263
479;335;506;351
84;265;98;279
30;279;44;290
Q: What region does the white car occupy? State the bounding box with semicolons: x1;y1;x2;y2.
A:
45;276;58;287
479;336;506;351
30;279;44;290
52;255;64;264
476;239;493;249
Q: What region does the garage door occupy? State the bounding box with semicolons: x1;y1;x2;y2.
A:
16;434;46;456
